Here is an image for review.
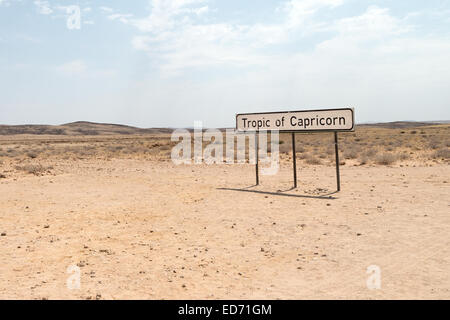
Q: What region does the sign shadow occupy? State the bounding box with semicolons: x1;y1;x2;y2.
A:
217;187;338;200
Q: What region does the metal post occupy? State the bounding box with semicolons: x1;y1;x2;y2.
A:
292;132;297;188
255;133;259;186
334;131;341;192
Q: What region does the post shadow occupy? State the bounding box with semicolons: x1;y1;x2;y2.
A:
217;187;338;200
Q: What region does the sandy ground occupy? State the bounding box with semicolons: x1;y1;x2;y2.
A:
0;158;449;299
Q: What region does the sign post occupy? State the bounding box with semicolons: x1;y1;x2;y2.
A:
334;132;341;192
292;133;297;188
236;108;354;191
255;133;259;186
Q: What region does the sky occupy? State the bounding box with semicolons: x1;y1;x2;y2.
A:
1;0;450;128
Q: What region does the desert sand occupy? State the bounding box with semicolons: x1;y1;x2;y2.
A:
0;123;449;299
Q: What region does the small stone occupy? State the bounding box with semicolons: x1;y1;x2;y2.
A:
1;233;6;236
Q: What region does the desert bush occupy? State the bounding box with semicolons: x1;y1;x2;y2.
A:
305;155;322;165
344;148;359;159
398;152;410;161
428;138;441;150
325;147;334;155
15;164;51;175
297;152;308;160
432;148;450;160
279;143;291;154
159;144;171;151
375;153;398;165
363;148;378;158
358;155;369;165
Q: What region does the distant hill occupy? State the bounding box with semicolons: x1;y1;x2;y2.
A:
357;121;449;129
0;120;448;135
0;121;173;136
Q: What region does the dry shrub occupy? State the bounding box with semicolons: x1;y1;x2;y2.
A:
279;143;291;154
433;148;450;160
358;155;369;165
159;144;171;151
344;148;359;159
364;148;378;158
296;146;306;153
15;164;52;175
428;138;441;150
297;152;309;160
305;155;322;165
398;152;410;161
325;147;334;155
375;153;398;165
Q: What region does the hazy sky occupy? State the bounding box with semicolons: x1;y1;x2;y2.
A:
1;0;450;127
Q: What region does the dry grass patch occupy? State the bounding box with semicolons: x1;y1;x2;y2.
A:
375;153;398;165
14;164;53;175
432;148;450;160
305;155;322;165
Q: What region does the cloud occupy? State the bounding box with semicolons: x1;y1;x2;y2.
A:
100;6;113;13
282;0;344;27
334;6;411;38
34;0;52;15
109;0;346;75
56;60;87;76
108;13;133;24
129;0;208;33
0;0;19;7
56;60;117;78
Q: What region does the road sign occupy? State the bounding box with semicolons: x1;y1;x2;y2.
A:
235;107;355;191
236;108;354;132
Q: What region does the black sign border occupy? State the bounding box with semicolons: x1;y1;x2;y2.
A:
235;107;355;133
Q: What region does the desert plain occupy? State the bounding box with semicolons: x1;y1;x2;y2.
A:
0;121;449;299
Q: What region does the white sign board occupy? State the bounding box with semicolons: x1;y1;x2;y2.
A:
236;108;354;132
